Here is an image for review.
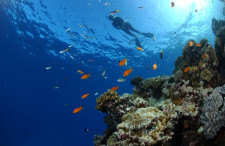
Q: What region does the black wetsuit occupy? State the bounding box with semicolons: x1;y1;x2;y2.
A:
112;17;153;47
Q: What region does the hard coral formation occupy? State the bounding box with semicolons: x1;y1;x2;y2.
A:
130;76;143;86
96;89;120;113
211;18;225;35
115;106;176;145
200;69;213;82
182;40;201;66
141;76;169;89
200;84;225;139
95;33;225;145
200;38;208;47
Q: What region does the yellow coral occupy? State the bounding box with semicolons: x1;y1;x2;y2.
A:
189;66;198;73
96;89;120;111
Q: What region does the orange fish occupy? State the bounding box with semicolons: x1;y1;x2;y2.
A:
196;43;201;47
81;93;89;99
77;70;84;74
152;62;157;70
111;86;118;91
202;54;206;59
119;58;127;66
188;41;193;47
81;74;90;79
184;67;189;73
73;106;83;114
136;47;143;51
123;68;133;76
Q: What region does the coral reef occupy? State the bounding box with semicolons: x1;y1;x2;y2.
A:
200;38;208;47
200;69;213;82
94;24;225;145
140;76;169;90
200;84;225;139
130;76;143;86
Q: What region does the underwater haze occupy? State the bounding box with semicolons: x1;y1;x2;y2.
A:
0;0;224;146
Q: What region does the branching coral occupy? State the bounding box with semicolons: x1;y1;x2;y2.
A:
200;69;213;82
200;84;225;139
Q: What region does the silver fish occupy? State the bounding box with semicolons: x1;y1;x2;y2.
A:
46;66;52;70
101;70;106;77
117;78;126;82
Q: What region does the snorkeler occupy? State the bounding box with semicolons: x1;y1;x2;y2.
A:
108;14;154;47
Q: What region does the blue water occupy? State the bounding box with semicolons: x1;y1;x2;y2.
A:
0;0;224;145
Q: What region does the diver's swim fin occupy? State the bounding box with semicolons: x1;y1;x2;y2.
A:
142;33;154;38
135;37;142;48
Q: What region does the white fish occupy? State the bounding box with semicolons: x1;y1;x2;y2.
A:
70;55;74;60
104;2;110;6
101;70;106;77
99;0;101;3
80;34;88;39
46;66;52;70
117;78;126;82
68;44;74;48
66;27;71;32
59;48;69;54
94;92;99;96
88;3;93;6
81;61;85;65
104;77;108;79
125;61;128;66
54;86;59;89
78;24;85;28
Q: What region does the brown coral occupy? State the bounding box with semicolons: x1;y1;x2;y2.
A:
200;69;213;82
96;89;120;112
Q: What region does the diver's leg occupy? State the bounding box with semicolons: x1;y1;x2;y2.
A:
124;29;142;47
125;23;154;38
125;23;141;34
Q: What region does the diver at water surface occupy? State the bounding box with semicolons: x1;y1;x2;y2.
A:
108;14;154;47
